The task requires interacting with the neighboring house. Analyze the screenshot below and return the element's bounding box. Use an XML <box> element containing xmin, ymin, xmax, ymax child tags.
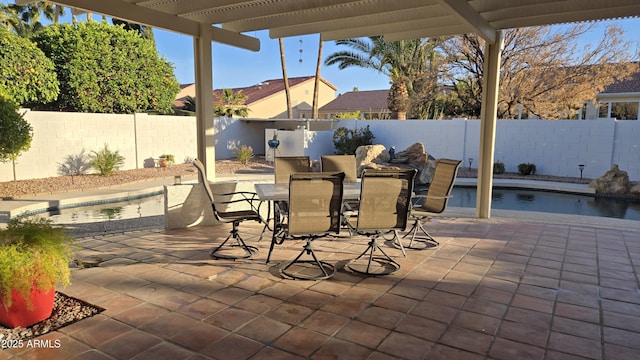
<box><xmin>594</xmin><ymin>72</ymin><xmax>640</xmax><ymax>120</ymax></box>
<box><xmin>174</xmin><ymin>76</ymin><xmax>337</xmax><ymax>119</ymax></box>
<box><xmin>317</xmin><ymin>90</ymin><xmax>390</xmax><ymax>119</ymax></box>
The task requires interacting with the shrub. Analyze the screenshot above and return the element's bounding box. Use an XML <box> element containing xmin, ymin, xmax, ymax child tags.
<box><xmin>32</xmin><ymin>22</ymin><xmax>179</xmax><ymax>114</ymax></box>
<box><xmin>0</xmin><ymin>93</ymin><xmax>33</xmax><ymax>165</ymax></box>
<box><xmin>333</xmin><ymin>125</ymin><xmax>375</xmax><ymax>155</ymax></box>
<box><xmin>0</xmin><ymin>28</ymin><xmax>59</xmax><ymax>106</ymax></box>
<box><xmin>518</xmin><ymin>162</ymin><xmax>537</xmax><ymax>176</ymax></box>
<box><xmin>58</xmin><ymin>150</ymin><xmax>92</xmax><ymax>178</ymax></box>
<box><xmin>90</xmin><ymin>144</ymin><xmax>125</xmax><ymax>175</ymax></box>
<box><xmin>234</xmin><ymin>145</ymin><xmax>254</xmax><ymax>165</ymax></box>
<box><xmin>159</xmin><ymin>154</ymin><xmax>175</xmax><ymax>163</ymax></box>
<box><xmin>0</xmin><ymin>218</ymin><xmax>74</xmax><ymax>308</ymax></box>
<box><xmin>493</xmin><ymin>161</ymin><xmax>505</xmax><ymax>174</ymax></box>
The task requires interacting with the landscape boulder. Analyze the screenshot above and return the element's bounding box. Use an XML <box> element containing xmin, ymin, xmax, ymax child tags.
<box><xmin>630</xmin><ymin>182</ymin><xmax>640</xmax><ymax>196</ymax></box>
<box><xmin>355</xmin><ymin>142</ymin><xmax>438</xmax><ymax>184</ymax></box>
<box><xmin>588</xmin><ymin>164</ymin><xmax>630</xmax><ymax>195</ymax></box>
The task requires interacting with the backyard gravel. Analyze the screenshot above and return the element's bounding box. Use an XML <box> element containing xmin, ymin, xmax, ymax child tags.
<box><xmin>0</xmin><ymin>158</ymin><xmax>274</xmax><ymax>199</ymax></box>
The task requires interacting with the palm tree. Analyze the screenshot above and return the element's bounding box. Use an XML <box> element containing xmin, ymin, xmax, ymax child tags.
<box><xmin>279</xmin><ymin>38</ymin><xmax>293</xmax><ymax>119</ymax></box>
<box><xmin>214</xmin><ymin>89</ymin><xmax>249</xmax><ymax>118</ymax></box>
<box><xmin>0</xmin><ymin>1</ymin><xmax>61</xmax><ymax>37</ymax></box>
<box><xmin>325</xmin><ymin>36</ymin><xmax>439</xmax><ymax>119</ymax></box>
<box><xmin>181</xmin><ymin>96</ymin><xmax>196</xmax><ymax>112</ymax></box>
<box><xmin>312</xmin><ymin>37</ymin><xmax>323</xmax><ymax>119</ymax></box>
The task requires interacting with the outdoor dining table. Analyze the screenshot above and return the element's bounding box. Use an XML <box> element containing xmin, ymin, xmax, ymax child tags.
<box><xmin>254</xmin><ymin>181</ymin><xmax>362</xmax><ymax>263</ymax></box>
<box><xmin>254</xmin><ymin>181</ymin><xmax>361</xmax><ymax>202</ymax></box>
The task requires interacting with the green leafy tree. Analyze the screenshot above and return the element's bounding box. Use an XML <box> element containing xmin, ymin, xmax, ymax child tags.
<box><xmin>0</xmin><ymin>27</ymin><xmax>59</xmax><ymax>106</ymax></box>
<box><xmin>214</xmin><ymin>89</ymin><xmax>250</xmax><ymax>117</ymax></box>
<box><xmin>111</xmin><ymin>19</ymin><xmax>155</xmax><ymax>44</ymax></box>
<box><xmin>0</xmin><ymin>93</ymin><xmax>33</xmax><ymax>180</ymax></box>
<box><xmin>32</xmin><ymin>21</ymin><xmax>179</xmax><ymax>114</ymax></box>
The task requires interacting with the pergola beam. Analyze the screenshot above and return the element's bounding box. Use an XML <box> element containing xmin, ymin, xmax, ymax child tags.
<box><xmin>52</xmin><ymin>0</ymin><xmax>201</xmax><ymax>36</ymax></box>
<box><xmin>440</xmin><ymin>0</ymin><xmax>497</xmax><ymax>44</ymax></box>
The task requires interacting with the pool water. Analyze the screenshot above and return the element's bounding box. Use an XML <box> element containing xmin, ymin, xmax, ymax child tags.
<box><xmin>43</xmin><ymin>195</ymin><xmax>164</xmax><ymax>225</ymax></box>
<box><xmin>445</xmin><ymin>187</ymin><xmax>640</xmax><ymax>221</ymax></box>
<box><xmin>37</xmin><ymin>187</ymin><xmax>640</xmax><ymax>226</ymax></box>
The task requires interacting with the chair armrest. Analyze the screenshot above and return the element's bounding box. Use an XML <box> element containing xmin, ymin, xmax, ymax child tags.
<box><xmin>411</xmin><ymin>194</ymin><xmax>453</xmax><ymax>200</ymax></box>
<box><xmin>214</xmin><ymin>191</ymin><xmax>266</xmax><ymax>212</ymax></box>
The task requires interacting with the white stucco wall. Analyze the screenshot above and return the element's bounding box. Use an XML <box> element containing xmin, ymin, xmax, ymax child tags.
<box><xmin>1</xmin><ymin>112</ymin><xmax>639</xmax><ymax>182</ymax></box>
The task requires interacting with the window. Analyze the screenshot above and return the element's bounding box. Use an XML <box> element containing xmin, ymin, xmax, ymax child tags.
<box><xmin>611</xmin><ymin>102</ymin><xmax>639</xmax><ymax>120</ymax></box>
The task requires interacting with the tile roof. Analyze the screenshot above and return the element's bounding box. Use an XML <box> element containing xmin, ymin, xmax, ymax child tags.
<box><xmin>601</xmin><ymin>71</ymin><xmax>640</xmax><ymax>94</ymax></box>
<box><xmin>213</xmin><ymin>76</ymin><xmax>337</xmax><ymax>105</ymax></box>
<box><xmin>173</xmin><ymin>76</ymin><xmax>337</xmax><ymax>108</ymax></box>
<box><xmin>319</xmin><ymin>90</ymin><xmax>389</xmax><ymax>111</ymax></box>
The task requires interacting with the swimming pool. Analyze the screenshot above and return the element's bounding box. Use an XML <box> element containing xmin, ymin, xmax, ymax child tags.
<box><xmin>445</xmin><ymin>187</ymin><xmax>640</xmax><ymax>221</ymax></box>
<box><xmin>31</xmin><ymin>185</ymin><xmax>640</xmax><ymax>233</ymax></box>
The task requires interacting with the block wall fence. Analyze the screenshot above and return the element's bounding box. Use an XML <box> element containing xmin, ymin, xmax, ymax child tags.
<box><xmin>1</xmin><ymin>111</ymin><xmax>638</xmax><ymax>182</ymax></box>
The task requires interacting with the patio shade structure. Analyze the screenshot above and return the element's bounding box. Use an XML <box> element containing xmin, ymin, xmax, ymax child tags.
<box><xmin>22</xmin><ymin>0</ymin><xmax>640</xmax><ymax>219</ymax></box>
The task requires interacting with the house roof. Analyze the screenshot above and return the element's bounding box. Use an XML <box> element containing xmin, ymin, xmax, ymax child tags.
<box><xmin>601</xmin><ymin>72</ymin><xmax>640</xmax><ymax>94</ymax></box>
<box><xmin>173</xmin><ymin>76</ymin><xmax>336</xmax><ymax>107</ymax></box>
<box><xmin>320</xmin><ymin>90</ymin><xmax>389</xmax><ymax>112</ymax></box>
<box><xmin>213</xmin><ymin>76</ymin><xmax>337</xmax><ymax>105</ymax></box>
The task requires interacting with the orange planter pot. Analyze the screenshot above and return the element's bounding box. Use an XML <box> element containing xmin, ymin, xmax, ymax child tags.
<box><xmin>0</xmin><ymin>288</ymin><xmax>55</xmax><ymax>328</ymax></box>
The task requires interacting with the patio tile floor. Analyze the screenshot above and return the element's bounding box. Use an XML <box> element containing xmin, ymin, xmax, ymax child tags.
<box><xmin>5</xmin><ymin>216</ymin><xmax>640</xmax><ymax>359</ymax></box>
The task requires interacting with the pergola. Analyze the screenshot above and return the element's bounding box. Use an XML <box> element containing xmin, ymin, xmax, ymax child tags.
<box><xmin>20</xmin><ymin>0</ymin><xmax>640</xmax><ymax>218</ymax></box>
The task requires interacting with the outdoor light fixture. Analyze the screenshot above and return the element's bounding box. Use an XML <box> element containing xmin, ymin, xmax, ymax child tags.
<box><xmin>578</xmin><ymin>164</ymin><xmax>585</xmax><ymax>179</ymax></box>
<box><xmin>174</xmin><ymin>175</ymin><xmax>182</xmax><ymax>185</ymax></box>
<box><xmin>468</xmin><ymin>158</ymin><xmax>473</xmax><ymax>171</ymax></box>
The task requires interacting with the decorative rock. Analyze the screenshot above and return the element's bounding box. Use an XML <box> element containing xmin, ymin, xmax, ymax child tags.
<box><xmin>630</xmin><ymin>182</ymin><xmax>640</xmax><ymax>195</ymax></box>
<box><xmin>355</xmin><ymin>144</ymin><xmax>388</xmax><ymax>176</ymax></box>
<box><xmin>355</xmin><ymin>142</ymin><xmax>438</xmax><ymax>184</ymax></box>
<box><xmin>588</xmin><ymin>164</ymin><xmax>630</xmax><ymax>195</ymax></box>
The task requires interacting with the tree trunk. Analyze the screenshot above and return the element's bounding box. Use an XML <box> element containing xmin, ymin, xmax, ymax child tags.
<box><xmin>279</xmin><ymin>38</ymin><xmax>293</xmax><ymax>119</ymax></box>
<box><xmin>312</xmin><ymin>38</ymin><xmax>323</xmax><ymax>119</ymax></box>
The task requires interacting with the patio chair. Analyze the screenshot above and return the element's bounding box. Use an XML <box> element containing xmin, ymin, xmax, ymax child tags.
<box><xmin>193</xmin><ymin>159</ymin><xmax>266</xmax><ymax>260</ymax></box>
<box><xmin>321</xmin><ymin>155</ymin><xmax>360</xmax><ymax>235</ymax></box>
<box><xmin>276</xmin><ymin>172</ymin><xmax>345</xmax><ymax>280</ymax></box>
<box><xmin>320</xmin><ymin>155</ymin><xmax>357</xmax><ymax>183</ymax></box>
<box><xmin>274</xmin><ymin>156</ymin><xmax>311</xmax><ymax>183</ymax></box>
<box><xmin>347</xmin><ymin>169</ymin><xmax>417</xmax><ymax>276</ymax></box>
<box><xmin>401</xmin><ymin>159</ymin><xmax>461</xmax><ymax>250</ymax></box>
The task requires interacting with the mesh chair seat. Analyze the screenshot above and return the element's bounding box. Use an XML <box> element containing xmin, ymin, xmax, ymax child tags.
<box><xmin>321</xmin><ymin>155</ymin><xmax>360</xmax><ymax>235</ymax></box>
<box><xmin>271</xmin><ymin>172</ymin><xmax>345</xmax><ymax>280</ymax></box>
<box><xmin>347</xmin><ymin>169</ymin><xmax>417</xmax><ymax>276</ymax></box>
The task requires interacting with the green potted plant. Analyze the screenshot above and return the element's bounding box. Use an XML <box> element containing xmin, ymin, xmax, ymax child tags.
<box><xmin>159</xmin><ymin>154</ymin><xmax>175</xmax><ymax>167</ymax></box>
<box><xmin>0</xmin><ymin>218</ymin><xmax>74</xmax><ymax>328</ymax></box>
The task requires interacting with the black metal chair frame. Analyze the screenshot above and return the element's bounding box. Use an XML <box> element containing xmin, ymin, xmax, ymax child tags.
<box><xmin>193</xmin><ymin>159</ymin><xmax>267</xmax><ymax>260</ymax></box>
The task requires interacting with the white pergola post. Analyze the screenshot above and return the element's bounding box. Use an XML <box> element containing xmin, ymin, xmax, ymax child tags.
<box><xmin>476</xmin><ymin>30</ymin><xmax>503</xmax><ymax>219</ymax></box>
<box><xmin>194</xmin><ymin>23</ymin><xmax>216</xmax><ymax>181</ymax></box>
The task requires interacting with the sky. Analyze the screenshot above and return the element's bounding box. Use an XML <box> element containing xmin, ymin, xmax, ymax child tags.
<box><xmin>156</xmin><ymin>17</ymin><xmax>640</xmax><ymax>94</ymax></box>
<box><xmin>2</xmin><ymin>2</ymin><xmax>639</xmax><ymax>95</ymax></box>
